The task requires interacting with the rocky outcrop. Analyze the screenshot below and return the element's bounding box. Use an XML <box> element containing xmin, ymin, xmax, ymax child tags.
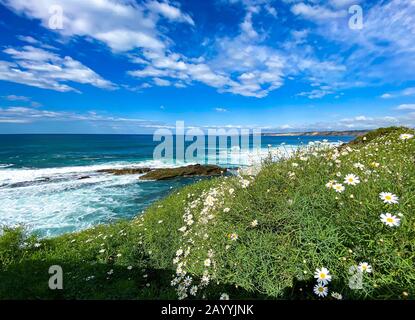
<box><xmin>97</xmin><ymin>168</ymin><xmax>152</xmax><ymax>175</ymax></box>
<box><xmin>140</xmin><ymin>164</ymin><xmax>226</xmax><ymax>180</ymax></box>
<box><xmin>97</xmin><ymin>164</ymin><xmax>226</xmax><ymax>180</ymax></box>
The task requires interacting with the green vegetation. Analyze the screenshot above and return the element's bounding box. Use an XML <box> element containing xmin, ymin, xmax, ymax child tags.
<box><xmin>1</xmin><ymin>127</ymin><xmax>414</xmax><ymax>300</ymax></box>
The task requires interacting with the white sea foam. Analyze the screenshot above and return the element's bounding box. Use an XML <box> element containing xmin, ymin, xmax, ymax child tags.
<box><xmin>0</xmin><ymin>159</ymin><xmax>193</xmax><ymax>186</ymax></box>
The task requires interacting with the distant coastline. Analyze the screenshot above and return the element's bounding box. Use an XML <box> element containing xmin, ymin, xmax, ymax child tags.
<box><xmin>263</xmin><ymin>130</ymin><xmax>369</xmax><ymax>137</ymax></box>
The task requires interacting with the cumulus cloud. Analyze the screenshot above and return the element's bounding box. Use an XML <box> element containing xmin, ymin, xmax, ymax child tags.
<box><xmin>1</xmin><ymin>0</ymin><xmax>192</xmax><ymax>52</ymax></box>
<box><xmin>396</xmin><ymin>104</ymin><xmax>415</xmax><ymax>111</ymax></box>
<box><xmin>0</xmin><ymin>46</ymin><xmax>115</xmax><ymax>92</ymax></box>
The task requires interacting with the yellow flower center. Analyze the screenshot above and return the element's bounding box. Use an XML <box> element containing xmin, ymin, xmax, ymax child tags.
<box><xmin>318</xmin><ymin>287</ymin><xmax>324</xmax><ymax>292</ymax></box>
<box><xmin>385</xmin><ymin>195</ymin><xmax>392</xmax><ymax>200</ymax></box>
<box><xmin>386</xmin><ymin>217</ymin><xmax>394</xmax><ymax>223</ymax></box>
<box><xmin>320</xmin><ymin>273</ymin><xmax>326</xmax><ymax>279</ymax></box>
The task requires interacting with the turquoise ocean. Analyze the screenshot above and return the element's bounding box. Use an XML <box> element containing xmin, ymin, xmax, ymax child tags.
<box><xmin>0</xmin><ymin>134</ymin><xmax>352</xmax><ymax>237</ymax></box>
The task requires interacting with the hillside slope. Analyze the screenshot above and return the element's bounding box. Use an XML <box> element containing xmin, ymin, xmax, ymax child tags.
<box><xmin>1</xmin><ymin>127</ymin><xmax>414</xmax><ymax>300</ymax></box>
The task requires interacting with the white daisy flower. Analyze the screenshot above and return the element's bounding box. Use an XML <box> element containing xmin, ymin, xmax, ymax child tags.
<box><xmin>313</xmin><ymin>284</ymin><xmax>328</xmax><ymax>297</ymax></box>
<box><xmin>250</xmin><ymin>220</ymin><xmax>258</xmax><ymax>227</ymax></box>
<box><xmin>332</xmin><ymin>183</ymin><xmax>345</xmax><ymax>193</ymax></box>
<box><xmin>399</xmin><ymin>133</ymin><xmax>414</xmax><ymax>140</ymax></box>
<box><xmin>220</xmin><ymin>293</ymin><xmax>230</xmax><ymax>300</ymax></box>
<box><xmin>223</xmin><ymin>208</ymin><xmax>230</xmax><ymax>213</ymax></box>
<box><xmin>344</xmin><ymin>174</ymin><xmax>360</xmax><ymax>186</ymax></box>
<box><xmin>204</xmin><ymin>258</ymin><xmax>211</xmax><ymax>267</ymax></box>
<box><xmin>380</xmin><ymin>213</ymin><xmax>401</xmax><ymax>227</ymax></box>
<box><xmin>331</xmin><ymin>292</ymin><xmax>343</xmax><ymax>300</ymax></box>
<box><xmin>190</xmin><ymin>286</ymin><xmax>198</xmax><ymax>296</ymax></box>
<box><xmin>314</xmin><ymin>267</ymin><xmax>332</xmax><ymax>285</ymax></box>
<box><xmin>325</xmin><ymin>180</ymin><xmax>336</xmax><ymax>189</ymax></box>
<box><xmin>379</xmin><ymin>192</ymin><xmax>399</xmax><ymax>204</ymax></box>
<box><xmin>358</xmin><ymin>262</ymin><xmax>372</xmax><ymax>273</ymax></box>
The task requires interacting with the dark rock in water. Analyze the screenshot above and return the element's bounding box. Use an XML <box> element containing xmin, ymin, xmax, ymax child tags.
<box><xmin>140</xmin><ymin>164</ymin><xmax>226</xmax><ymax>180</ymax></box>
<box><xmin>78</xmin><ymin>176</ymin><xmax>91</xmax><ymax>180</ymax></box>
<box><xmin>97</xmin><ymin>168</ymin><xmax>152</xmax><ymax>175</ymax></box>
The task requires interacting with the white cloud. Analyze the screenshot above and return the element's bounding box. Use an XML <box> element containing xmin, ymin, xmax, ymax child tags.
<box><xmin>0</xmin><ymin>105</ymin><xmax>169</xmax><ymax>129</ymax></box>
<box><xmin>381</xmin><ymin>87</ymin><xmax>415</xmax><ymax>99</ymax></box>
<box><xmin>215</xmin><ymin>107</ymin><xmax>228</xmax><ymax>112</ymax></box>
<box><xmin>396</xmin><ymin>104</ymin><xmax>415</xmax><ymax>111</ymax></box>
<box><xmin>0</xmin><ymin>46</ymin><xmax>115</xmax><ymax>92</ymax></box>
<box><xmin>1</xmin><ymin>0</ymin><xmax>193</xmax><ymax>53</ymax></box>
<box><xmin>146</xmin><ymin>0</ymin><xmax>194</xmax><ymax>25</ymax></box>
<box><xmin>2</xmin><ymin>95</ymin><xmax>30</xmax><ymax>102</ymax></box>
<box><xmin>298</xmin><ymin>0</ymin><xmax>415</xmax><ymax>85</ymax></box>
<box><xmin>291</xmin><ymin>3</ymin><xmax>347</xmax><ymax>20</ymax></box>
<box><xmin>297</xmin><ymin>88</ymin><xmax>334</xmax><ymax>99</ymax></box>
<box><xmin>153</xmin><ymin>77</ymin><xmax>171</xmax><ymax>86</ymax></box>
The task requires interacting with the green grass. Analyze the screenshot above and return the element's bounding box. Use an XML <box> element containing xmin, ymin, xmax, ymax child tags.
<box><xmin>1</xmin><ymin>127</ymin><xmax>415</xmax><ymax>300</ymax></box>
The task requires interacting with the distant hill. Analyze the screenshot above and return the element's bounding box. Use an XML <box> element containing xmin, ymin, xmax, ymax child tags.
<box><xmin>263</xmin><ymin>130</ymin><xmax>369</xmax><ymax>137</ymax></box>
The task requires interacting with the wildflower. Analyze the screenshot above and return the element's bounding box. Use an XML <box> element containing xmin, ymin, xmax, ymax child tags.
<box><xmin>205</xmin><ymin>195</ymin><xmax>215</xmax><ymax>207</ymax></box>
<box><xmin>127</xmin><ymin>266</ymin><xmax>133</xmax><ymax>270</ymax></box>
<box><xmin>176</xmin><ymin>249</ymin><xmax>183</xmax><ymax>256</ymax></box>
<box><xmin>107</xmin><ymin>269</ymin><xmax>114</xmax><ymax>275</ymax></box>
<box><xmin>183</xmin><ymin>276</ymin><xmax>192</xmax><ymax>287</ymax></box>
<box><xmin>331</xmin><ymin>292</ymin><xmax>343</xmax><ymax>300</ymax></box>
<box><xmin>99</xmin><ymin>249</ymin><xmax>105</xmax><ymax>253</ymax></box>
<box><xmin>313</xmin><ymin>284</ymin><xmax>328</xmax><ymax>297</ymax></box>
<box><xmin>190</xmin><ymin>286</ymin><xmax>198</xmax><ymax>296</ymax></box>
<box><xmin>358</xmin><ymin>262</ymin><xmax>372</xmax><ymax>273</ymax></box>
<box><xmin>314</xmin><ymin>267</ymin><xmax>332</xmax><ymax>285</ymax></box>
<box><xmin>353</xmin><ymin>163</ymin><xmax>365</xmax><ymax>170</ymax></box>
<box><xmin>204</xmin><ymin>259</ymin><xmax>211</xmax><ymax>267</ymax></box>
<box><xmin>241</xmin><ymin>179</ymin><xmax>250</xmax><ymax>188</ymax></box>
<box><xmin>332</xmin><ymin>183</ymin><xmax>345</xmax><ymax>193</ymax></box>
<box><xmin>220</xmin><ymin>293</ymin><xmax>230</xmax><ymax>300</ymax></box>
<box><xmin>223</xmin><ymin>208</ymin><xmax>230</xmax><ymax>213</ymax></box>
<box><xmin>201</xmin><ymin>274</ymin><xmax>210</xmax><ymax>285</ymax></box>
<box><xmin>380</xmin><ymin>213</ymin><xmax>401</xmax><ymax>227</ymax></box>
<box><xmin>178</xmin><ymin>226</ymin><xmax>187</xmax><ymax>232</ymax></box>
<box><xmin>250</xmin><ymin>220</ymin><xmax>258</xmax><ymax>227</ymax></box>
<box><xmin>344</xmin><ymin>174</ymin><xmax>360</xmax><ymax>186</ymax></box>
<box><xmin>229</xmin><ymin>233</ymin><xmax>239</xmax><ymax>241</ymax></box>
<box><xmin>399</xmin><ymin>133</ymin><xmax>414</xmax><ymax>140</ymax></box>
<box><xmin>379</xmin><ymin>192</ymin><xmax>399</xmax><ymax>204</ymax></box>
<box><xmin>371</xmin><ymin>162</ymin><xmax>380</xmax><ymax>168</ymax></box>
<box><xmin>325</xmin><ymin>180</ymin><xmax>336</xmax><ymax>189</ymax></box>
<box><xmin>229</xmin><ymin>188</ymin><xmax>235</xmax><ymax>195</ymax></box>
<box><xmin>292</xmin><ymin>162</ymin><xmax>299</xmax><ymax>167</ymax></box>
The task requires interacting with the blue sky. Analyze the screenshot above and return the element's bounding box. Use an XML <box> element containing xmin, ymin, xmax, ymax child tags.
<box><xmin>0</xmin><ymin>0</ymin><xmax>415</xmax><ymax>133</ymax></box>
